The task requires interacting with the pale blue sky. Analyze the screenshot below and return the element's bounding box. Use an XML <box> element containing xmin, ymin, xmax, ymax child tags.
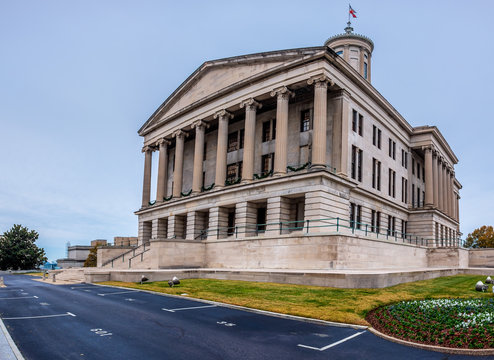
<box><xmin>1</xmin><ymin>1</ymin><xmax>493</xmax><ymax>261</ymax></box>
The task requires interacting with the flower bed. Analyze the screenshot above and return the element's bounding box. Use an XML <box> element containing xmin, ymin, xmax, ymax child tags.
<box><xmin>367</xmin><ymin>298</ymin><xmax>494</xmax><ymax>349</ymax></box>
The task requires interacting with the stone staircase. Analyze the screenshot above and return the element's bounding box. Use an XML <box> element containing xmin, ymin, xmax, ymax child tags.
<box><xmin>101</xmin><ymin>242</ymin><xmax>153</xmax><ymax>269</ymax></box>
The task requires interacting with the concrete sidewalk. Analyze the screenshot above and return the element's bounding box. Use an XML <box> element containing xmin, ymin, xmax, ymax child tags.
<box><xmin>0</xmin><ymin>318</ymin><xmax>24</xmax><ymax>360</ymax></box>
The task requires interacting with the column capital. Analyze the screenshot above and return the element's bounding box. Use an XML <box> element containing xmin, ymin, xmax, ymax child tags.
<box><xmin>172</xmin><ymin>129</ymin><xmax>188</xmax><ymax>139</ymax></box>
<box><xmin>307</xmin><ymin>74</ymin><xmax>334</xmax><ymax>88</ymax></box>
<box><xmin>422</xmin><ymin>145</ymin><xmax>433</xmax><ymax>153</ymax></box>
<box><xmin>240</xmin><ymin>98</ymin><xmax>262</xmax><ymax>111</ymax></box>
<box><xmin>156</xmin><ymin>138</ymin><xmax>171</xmax><ymax>147</ymax></box>
<box><xmin>142</xmin><ymin>145</ymin><xmax>154</xmax><ymax>153</ymax></box>
<box><xmin>213</xmin><ymin>109</ymin><xmax>233</xmax><ymax>120</ymax></box>
<box><xmin>270</xmin><ymin>86</ymin><xmax>294</xmax><ymax>100</ymax></box>
<box><xmin>191</xmin><ymin>119</ymin><xmax>209</xmax><ymax>130</ymax></box>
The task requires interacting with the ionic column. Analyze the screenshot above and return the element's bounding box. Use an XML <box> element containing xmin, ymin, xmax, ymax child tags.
<box><xmin>308</xmin><ymin>75</ymin><xmax>333</xmax><ymax>169</ymax></box>
<box><xmin>331</xmin><ymin>90</ymin><xmax>350</xmax><ymax>176</ymax></box>
<box><xmin>240</xmin><ymin>98</ymin><xmax>261</xmax><ymax>182</ymax></box>
<box><xmin>141</xmin><ymin>146</ymin><xmax>153</xmax><ymax>207</ymax></box>
<box><xmin>442</xmin><ymin>164</ymin><xmax>448</xmax><ymax>215</ymax></box>
<box><xmin>172</xmin><ymin>130</ymin><xmax>187</xmax><ymax>198</ymax></box>
<box><xmin>433</xmin><ymin>152</ymin><xmax>439</xmax><ymax>208</ymax></box>
<box><xmin>270</xmin><ymin>86</ymin><xmax>293</xmax><ymax>176</ymax></box>
<box><xmin>449</xmin><ymin>171</ymin><xmax>455</xmax><ymax>218</ymax></box>
<box><xmin>192</xmin><ymin>120</ymin><xmax>208</xmax><ymax>193</ymax></box>
<box><xmin>214</xmin><ymin>110</ymin><xmax>233</xmax><ymax>188</ymax></box>
<box><xmin>424</xmin><ymin>147</ymin><xmax>433</xmax><ymax>207</ymax></box>
<box><xmin>156</xmin><ymin>139</ymin><xmax>170</xmax><ymax>202</ymax></box>
<box><xmin>438</xmin><ymin>160</ymin><xmax>444</xmax><ymax>211</ymax></box>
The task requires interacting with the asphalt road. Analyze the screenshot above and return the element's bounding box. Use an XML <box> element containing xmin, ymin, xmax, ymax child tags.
<box><xmin>0</xmin><ymin>275</ymin><xmax>491</xmax><ymax>360</ymax></box>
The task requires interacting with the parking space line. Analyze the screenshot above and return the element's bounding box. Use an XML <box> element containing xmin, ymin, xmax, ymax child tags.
<box><xmin>71</xmin><ymin>287</ymin><xmax>96</xmax><ymax>290</ymax></box>
<box><xmin>297</xmin><ymin>331</ymin><xmax>366</xmax><ymax>351</ymax></box>
<box><xmin>0</xmin><ymin>296</ymin><xmax>38</xmax><ymax>300</ymax></box>
<box><xmin>97</xmin><ymin>291</ymin><xmax>137</xmax><ymax>297</ymax></box>
<box><xmin>2</xmin><ymin>312</ymin><xmax>76</xmax><ymax>320</ymax></box>
<box><xmin>162</xmin><ymin>305</ymin><xmax>217</xmax><ymax>313</ymax></box>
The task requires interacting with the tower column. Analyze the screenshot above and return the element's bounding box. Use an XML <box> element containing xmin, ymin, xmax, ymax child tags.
<box><xmin>214</xmin><ymin>110</ymin><xmax>234</xmax><ymax>188</ymax></box>
<box><xmin>192</xmin><ymin>120</ymin><xmax>208</xmax><ymax>193</ymax></box>
<box><xmin>172</xmin><ymin>130</ymin><xmax>187</xmax><ymax>198</ymax></box>
<box><xmin>424</xmin><ymin>147</ymin><xmax>434</xmax><ymax>206</ymax></box>
<box><xmin>271</xmin><ymin>86</ymin><xmax>293</xmax><ymax>176</ymax></box>
<box><xmin>308</xmin><ymin>75</ymin><xmax>332</xmax><ymax>169</ymax></box>
<box><xmin>156</xmin><ymin>139</ymin><xmax>170</xmax><ymax>202</ymax></box>
<box><xmin>141</xmin><ymin>146</ymin><xmax>153</xmax><ymax>207</ymax></box>
<box><xmin>240</xmin><ymin>98</ymin><xmax>261</xmax><ymax>182</ymax></box>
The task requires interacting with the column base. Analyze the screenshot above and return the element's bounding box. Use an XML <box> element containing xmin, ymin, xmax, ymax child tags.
<box><xmin>273</xmin><ymin>172</ymin><xmax>286</xmax><ymax>177</ymax></box>
<box><xmin>241</xmin><ymin>179</ymin><xmax>253</xmax><ymax>184</ymax></box>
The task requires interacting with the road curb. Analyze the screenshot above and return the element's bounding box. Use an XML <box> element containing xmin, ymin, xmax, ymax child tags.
<box><xmin>368</xmin><ymin>327</ymin><xmax>494</xmax><ymax>356</ymax></box>
<box><xmin>91</xmin><ymin>283</ymin><xmax>367</xmax><ymax>330</ymax></box>
<box><xmin>0</xmin><ymin>318</ymin><xmax>25</xmax><ymax>360</ymax></box>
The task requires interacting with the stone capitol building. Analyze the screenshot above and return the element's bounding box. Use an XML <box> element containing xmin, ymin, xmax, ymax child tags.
<box><xmin>101</xmin><ymin>24</ymin><xmax>462</xmax><ymax>274</ymax></box>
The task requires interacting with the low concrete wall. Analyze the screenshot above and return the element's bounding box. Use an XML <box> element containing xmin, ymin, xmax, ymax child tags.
<box><xmin>200</xmin><ymin>234</ymin><xmax>428</xmax><ymax>270</ymax></box>
<box><xmin>83</xmin><ymin>267</ymin><xmax>494</xmax><ymax>289</ymax></box>
<box><xmin>97</xmin><ymin>246</ymin><xmax>134</xmax><ymax>267</ymax></box>
<box><xmin>469</xmin><ymin>249</ymin><xmax>494</xmax><ymax>268</ymax></box>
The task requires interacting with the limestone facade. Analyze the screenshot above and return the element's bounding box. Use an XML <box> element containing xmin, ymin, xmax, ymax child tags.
<box><xmin>131</xmin><ymin>27</ymin><xmax>461</xmax><ymax>270</ymax></box>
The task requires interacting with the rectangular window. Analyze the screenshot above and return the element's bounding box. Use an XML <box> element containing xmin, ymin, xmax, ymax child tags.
<box><xmin>388</xmin><ymin>169</ymin><xmax>396</xmax><ymax>198</ymax></box>
<box><xmin>358</xmin><ymin>114</ymin><xmax>363</xmax><ymax>136</ymax></box>
<box><xmin>417</xmin><ymin>162</ymin><xmax>420</xmax><ymax>179</ymax></box>
<box><xmin>300</xmin><ymin>109</ymin><xmax>311</xmax><ymax>132</ymax></box>
<box><xmin>373</xmin><ymin>125</ymin><xmax>377</xmax><ymax>146</ymax></box>
<box><xmin>387</xmin><ymin>215</ymin><xmax>395</xmax><ymax>236</ymax></box>
<box><xmin>388</xmin><ymin>139</ymin><xmax>396</xmax><ymax>159</ymax></box>
<box><xmin>261</xmin><ymin>153</ymin><xmax>274</xmax><ymax>174</ymax></box>
<box><xmin>227</xmin><ymin>164</ymin><xmax>238</xmax><ymax>182</ymax></box>
<box><xmin>372</xmin><ymin>159</ymin><xmax>381</xmax><ymax>190</ymax></box>
<box><xmin>412</xmin><ymin>158</ymin><xmax>415</xmax><ymax>175</ymax></box>
<box><xmin>356</xmin><ymin>205</ymin><xmax>362</xmax><ymax>229</ymax></box>
<box><xmin>376</xmin><ymin>211</ymin><xmax>381</xmax><ymax>233</ymax></box>
<box><xmin>350</xmin><ymin>203</ymin><xmax>356</xmax><ymax>228</ymax></box>
<box><xmin>402</xmin><ymin>220</ymin><xmax>408</xmax><ymax>238</ymax></box>
<box><xmin>401</xmin><ymin>177</ymin><xmax>408</xmax><ymax>203</ymax></box>
<box><xmin>256</xmin><ymin>207</ymin><xmax>267</xmax><ymax>232</ymax></box>
<box><xmin>417</xmin><ymin>186</ymin><xmax>421</xmax><ymax>207</ymax></box>
<box><xmin>228</xmin><ymin>132</ymin><xmax>238</xmax><ymax>152</ymax></box>
<box><xmin>412</xmin><ymin>184</ymin><xmax>415</xmax><ymax>207</ymax></box>
<box><xmin>377</xmin><ymin>129</ymin><xmax>381</xmax><ymax>149</ymax></box>
<box><xmin>227</xmin><ymin>209</ymin><xmax>235</xmax><ymax>236</ymax></box>
<box><xmin>371</xmin><ymin>210</ymin><xmax>376</xmax><ymax>232</ymax></box>
<box><xmin>203</xmin><ymin>142</ymin><xmax>207</xmax><ymax>161</ymax></box>
<box><xmin>351</xmin><ymin>146</ymin><xmax>362</xmax><ymax>181</ymax></box>
<box><xmin>262</xmin><ymin>121</ymin><xmax>271</xmax><ymax>142</ymax></box>
<box><xmin>422</xmin><ymin>166</ymin><xmax>425</xmax><ymax>182</ymax></box>
<box><xmin>404</xmin><ymin>152</ymin><xmax>408</xmax><ymax>169</ymax></box>
<box><xmin>239</xmin><ymin>129</ymin><xmax>245</xmax><ymax>149</ymax></box>
<box><xmin>352</xmin><ymin>110</ymin><xmax>358</xmax><ymax>133</ymax></box>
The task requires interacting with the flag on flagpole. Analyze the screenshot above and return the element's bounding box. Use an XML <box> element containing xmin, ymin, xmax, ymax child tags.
<box><xmin>349</xmin><ymin>5</ymin><xmax>357</xmax><ymax>18</ymax></box>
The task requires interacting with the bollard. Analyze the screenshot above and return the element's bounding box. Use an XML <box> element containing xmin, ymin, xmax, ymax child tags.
<box><xmin>52</xmin><ymin>273</ymin><xmax>56</xmax><ymax>283</ymax></box>
<box><xmin>0</xmin><ymin>276</ymin><xmax>4</xmax><ymax>286</ymax></box>
<box><xmin>43</xmin><ymin>271</ymin><xmax>47</xmax><ymax>281</ymax></box>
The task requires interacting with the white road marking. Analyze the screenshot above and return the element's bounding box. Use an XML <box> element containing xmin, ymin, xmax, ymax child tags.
<box><xmin>83</xmin><ymin>290</ymin><xmax>92</xmax><ymax>292</ymax></box>
<box><xmin>162</xmin><ymin>305</ymin><xmax>217</xmax><ymax>313</ymax></box>
<box><xmin>124</xmin><ymin>298</ymin><xmax>135</xmax><ymax>302</ymax></box>
<box><xmin>2</xmin><ymin>312</ymin><xmax>77</xmax><ymax>320</ymax></box>
<box><xmin>21</xmin><ymin>292</ymin><xmax>29</xmax><ymax>295</ymax></box>
<box><xmin>0</xmin><ymin>296</ymin><xmax>38</xmax><ymax>300</ymax></box>
<box><xmin>297</xmin><ymin>331</ymin><xmax>366</xmax><ymax>351</ymax></box>
<box><xmin>40</xmin><ymin>302</ymin><xmax>50</xmax><ymax>306</ymax></box>
<box><xmin>97</xmin><ymin>290</ymin><xmax>137</xmax><ymax>297</ymax></box>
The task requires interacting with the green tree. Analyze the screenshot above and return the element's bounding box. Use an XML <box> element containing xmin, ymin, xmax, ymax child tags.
<box><xmin>83</xmin><ymin>245</ymin><xmax>98</xmax><ymax>267</ymax></box>
<box><xmin>464</xmin><ymin>226</ymin><xmax>494</xmax><ymax>248</ymax></box>
<box><xmin>0</xmin><ymin>224</ymin><xmax>47</xmax><ymax>270</ymax></box>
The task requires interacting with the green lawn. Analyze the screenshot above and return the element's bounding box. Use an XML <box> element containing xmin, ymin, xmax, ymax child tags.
<box><xmin>100</xmin><ymin>275</ymin><xmax>493</xmax><ymax>326</ymax></box>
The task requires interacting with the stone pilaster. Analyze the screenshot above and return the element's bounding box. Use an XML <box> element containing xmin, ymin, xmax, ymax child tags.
<box><xmin>192</xmin><ymin>120</ymin><xmax>208</xmax><ymax>193</ymax></box>
<box><xmin>235</xmin><ymin>202</ymin><xmax>257</xmax><ymax>237</ymax></box>
<box><xmin>151</xmin><ymin>218</ymin><xmax>167</xmax><ymax>240</ymax></box>
<box><xmin>308</xmin><ymin>75</ymin><xmax>333</xmax><ymax>169</ymax></box>
<box><xmin>156</xmin><ymin>139</ymin><xmax>170</xmax><ymax>202</ymax></box>
<box><xmin>424</xmin><ymin>147</ymin><xmax>433</xmax><ymax>206</ymax></box>
<box><xmin>266</xmin><ymin>196</ymin><xmax>291</xmax><ymax>235</ymax></box>
<box><xmin>270</xmin><ymin>86</ymin><xmax>293</xmax><ymax>176</ymax></box>
<box><xmin>207</xmin><ymin>206</ymin><xmax>229</xmax><ymax>240</ymax></box>
<box><xmin>214</xmin><ymin>110</ymin><xmax>233</xmax><ymax>188</ymax></box>
<box><xmin>168</xmin><ymin>215</ymin><xmax>185</xmax><ymax>239</ymax></box>
<box><xmin>442</xmin><ymin>163</ymin><xmax>448</xmax><ymax>214</ymax></box>
<box><xmin>331</xmin><ymin>90</ymin><xmax>350</xmax><ymax>177</ymax></box>
<box><xmin>172</xmin><ymin>130</ymin><xmax>187</xmax><ymax>198</ymax></box>
<box><xmin>240</xmin><ymin>98</ymin><xmax>261</xmax><ymax>182</ymax></box>
<box><xmin>186</xmin><ymin>212</ymin><xmax>198</xmax><ymax>240</ymax></box>
<box><xmin>141</xmin><ymin>146</ymin><xmax>153</xmax><ymax>207</ymax></box>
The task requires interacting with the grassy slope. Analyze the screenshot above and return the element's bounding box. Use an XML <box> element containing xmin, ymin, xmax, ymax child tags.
<box><xmin>100</xmin><ymin>275</ymin><xmax>493</xmax><ymax>326</ymax></box>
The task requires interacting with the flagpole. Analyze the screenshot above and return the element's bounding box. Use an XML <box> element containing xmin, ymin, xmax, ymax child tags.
<box><xmin>348</xmin><ymin>4</ymin><xmax>351</xmax><ymax>25</ymax></box>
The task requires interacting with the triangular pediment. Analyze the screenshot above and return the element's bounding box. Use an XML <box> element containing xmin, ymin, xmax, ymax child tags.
<box><xmin>139</xmin><ymin>47</ymin><xmax>327</xmax><ymax>134</ymax></box>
